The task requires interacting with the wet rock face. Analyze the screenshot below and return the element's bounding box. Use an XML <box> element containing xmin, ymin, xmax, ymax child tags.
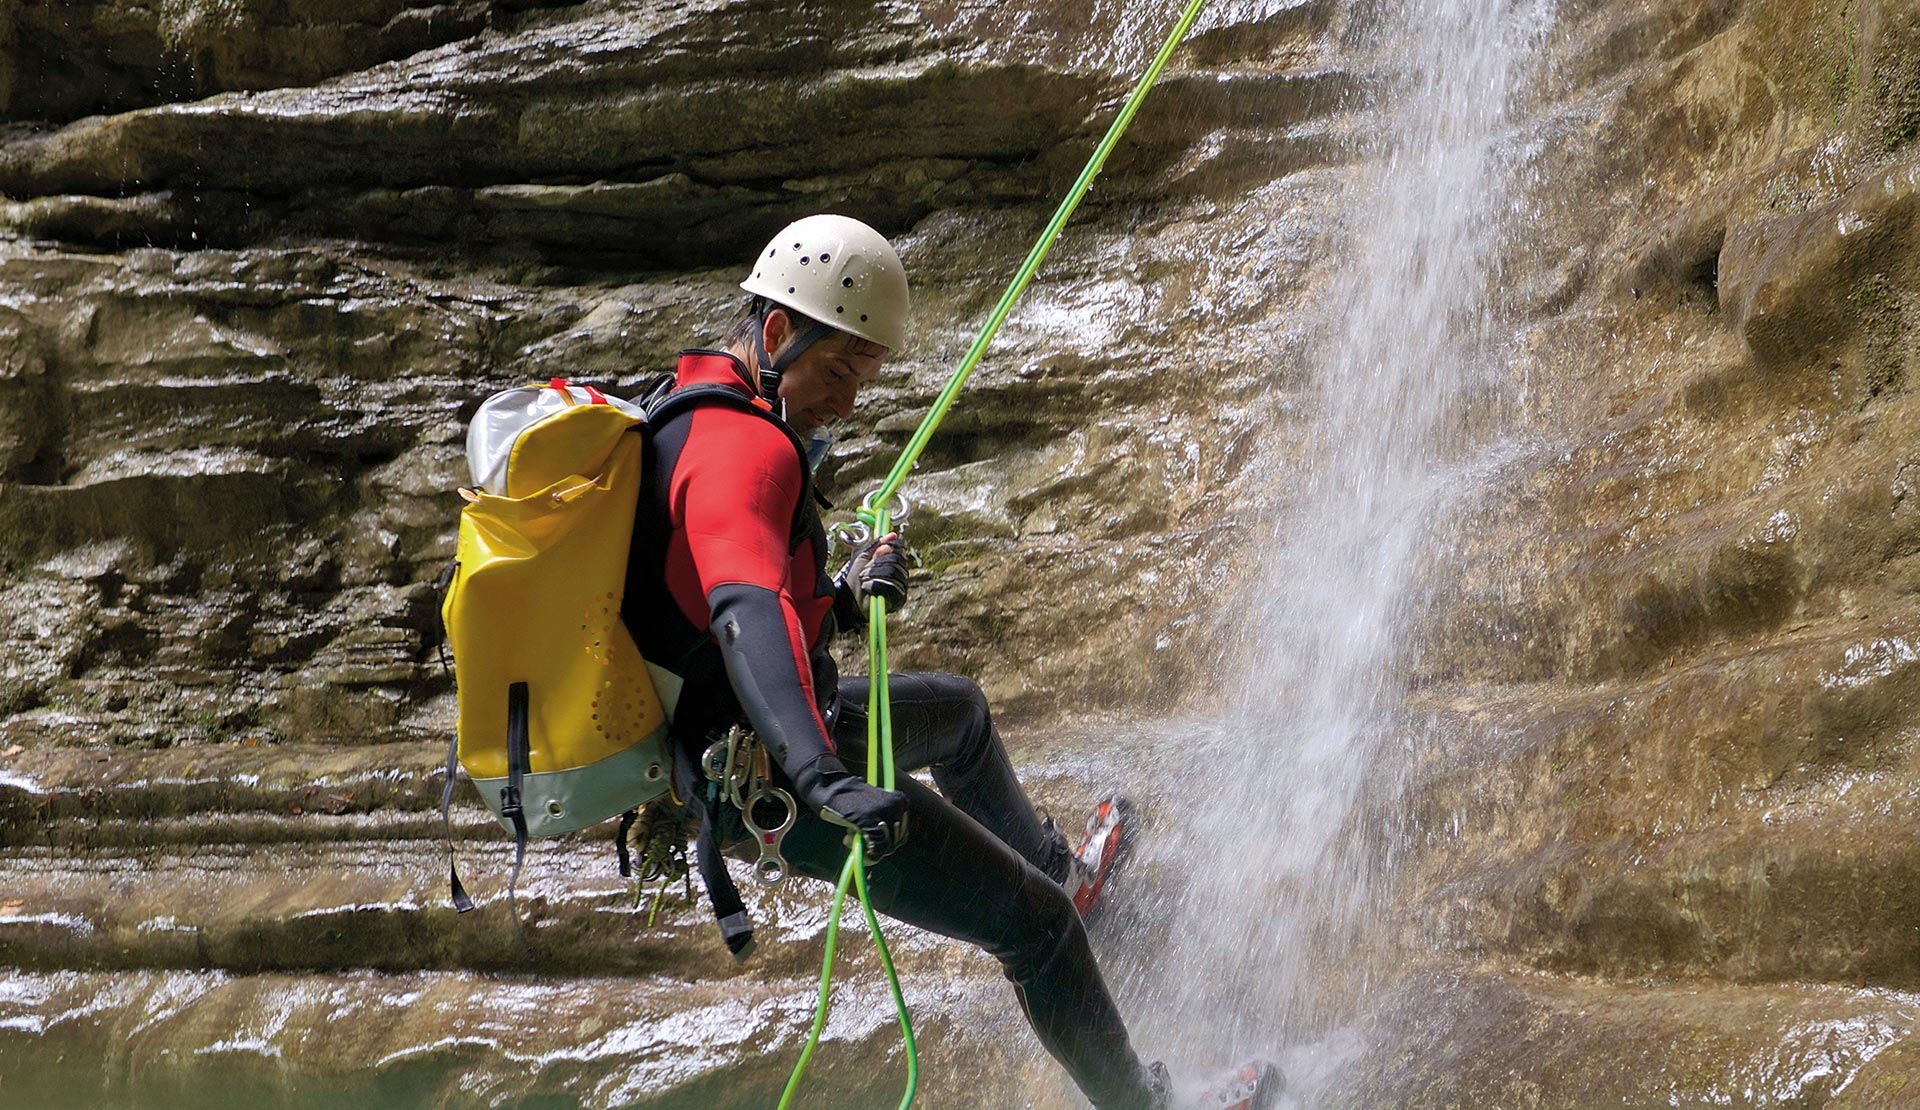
<box><xmin>3</xmin><ymin>0</ymin><xmax>1920</xmax><ymax>1104</ymax></box>
<box><xmin>0</xmin><ymin>2</ymin><xmax>1308</xmax><ymax>1097</ymax></box>
<box><xmin>1381</xmin><ymin>0</ymin><xmax>1920</xmax><ymax>1089</ymax></box>
<box><xmin>2</xmin><ymin>1</ymin><xmax>512</xmax><ymax>122</ymax></box>
<box><xmin>0</xmin><ymin>0</ymin><xmax>1214</xmax><ymax>750</ymax></box>
<box><xmin>0</xmin><ymin>0</ymin><xmax>1098</xmax><ymax>269</ymax></box>
<box><xmin>0</xmin><ymin>0</ymin><xmax>1331</xmax><ymax>751</ymax></box>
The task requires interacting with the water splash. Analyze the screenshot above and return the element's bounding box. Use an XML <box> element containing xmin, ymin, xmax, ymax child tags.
<box><xmin>1122</xmin><ymin>0</ymin><xmax>1553</xmax><ymax>1093</ymax></box>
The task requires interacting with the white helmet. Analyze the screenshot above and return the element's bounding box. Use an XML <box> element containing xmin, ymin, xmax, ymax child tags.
<box><xmin>741</xmin><ymin>214</ymin><xmax>910</xmax><ymax>351</ymax></box>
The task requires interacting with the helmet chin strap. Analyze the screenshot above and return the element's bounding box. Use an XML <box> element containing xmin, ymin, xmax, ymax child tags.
<box><xmin>753</xmin><ymin>305</ymin><xmax>835</xmax><ymax>403</ymax></box>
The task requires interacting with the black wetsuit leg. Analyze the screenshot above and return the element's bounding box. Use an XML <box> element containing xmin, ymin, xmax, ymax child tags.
<box><xmin>777</xmin><ymin>772</ymin><xmax>1159</xmax><ymax>1110</ymax></box>
<box><xmin>832</xmin><ymin>673</ymin><xmax>1072</xmax><ymax>881</ymax></box>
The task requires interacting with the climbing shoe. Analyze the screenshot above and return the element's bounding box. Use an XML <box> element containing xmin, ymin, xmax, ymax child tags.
<box><xmin>1062</xmin><ymin>795</ymin><xmax>1133</xmax><ymax>918</ymax></box>
<box><xmin>1145</xmin><ymin>1059</ymin><xmax>1284</xmax><ymax>1109</ymax></box>
<box><xmin>1145</xmin><ymin>1060</ymin><xmax>1174</xmax><ymax>1109</ymax></box>
<box><xmin>1198</xmin><ymin>1059</ymin><xmax>1284</xmax><ymax>1109</ymax></box>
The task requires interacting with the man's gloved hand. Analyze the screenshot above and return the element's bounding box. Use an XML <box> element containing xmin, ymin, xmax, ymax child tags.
<box><xmin>811</xmin><ymin>773</ymin><xmax>911</xmax><ymax>861</ymax></box>
<box><xmin>839</xmin><ymin>532</ymin><xmax>911</xmax><ymax>614</ymax></box>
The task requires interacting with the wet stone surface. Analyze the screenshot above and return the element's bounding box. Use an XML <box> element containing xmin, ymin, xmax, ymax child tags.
<box><xmin>2</xmin><ymin>0</ymin><xmax>1920</xmax><ymax>1105</ymax></box>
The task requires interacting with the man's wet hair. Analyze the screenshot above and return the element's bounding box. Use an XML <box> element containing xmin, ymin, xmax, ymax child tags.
<box><xmin>728</xmin><ymin>297</ymin><xmax>828</xmax><ymax>350</ymax></box>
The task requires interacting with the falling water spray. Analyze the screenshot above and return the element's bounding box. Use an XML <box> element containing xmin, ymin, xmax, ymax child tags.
<box><xmin>1123</xmin><ymin>0</ymin><xmax>1553</xmax><ymax>1093</ymax></box>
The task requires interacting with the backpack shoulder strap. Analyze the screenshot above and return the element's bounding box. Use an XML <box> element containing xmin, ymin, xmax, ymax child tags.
<box><xmin>646</xmin><ymin>385</ymin><xmax>821</xmax><ymax>527</ymax></box>
<box><xmin>645</xmin><ymin>382</ymin><xmax>775</xmax><ymax>426</ymax></box>
<box><xmin>625</xmin><ymin>371</ymin><xmax>677</xmax><ymax>410</ymax></box>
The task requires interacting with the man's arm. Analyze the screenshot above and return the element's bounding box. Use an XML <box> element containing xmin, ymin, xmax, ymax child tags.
<box><xmin>675</xmin><ymin>407</ymin><xmax>908</xmax><ymax>856</ymax></box>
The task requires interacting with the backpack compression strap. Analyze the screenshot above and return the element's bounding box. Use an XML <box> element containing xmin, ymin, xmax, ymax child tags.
<box><xmin>440</xmin><ymin>733</ymin><xmax>477</xmax><ymax>913</ymax></box>
<box><xmin>436</xmin><ymin>684</ymin><xmax>529</xmax><ymax>930</ymax></box>
<box><xmin>501</xmin><ymin>681</ymin><xmax>532</xmax><ymax>944</ymax></box>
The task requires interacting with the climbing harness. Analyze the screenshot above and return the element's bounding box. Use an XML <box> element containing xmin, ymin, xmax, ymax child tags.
<box><xmin>778</xmin><ymin>0</ymin><xmax>1212</xmax><ymax>1105</ymax></box>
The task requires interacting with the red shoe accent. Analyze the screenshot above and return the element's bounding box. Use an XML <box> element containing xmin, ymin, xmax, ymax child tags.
<box><xmin>1068</xmin><ymin>796</ymin><xmax>1130</xmax><ymax>918</ymax></box>
<box><xmin>1213</xmin><ymin>1060</ymin><xmax>1283</xmax><ymax>1110</ymax></box>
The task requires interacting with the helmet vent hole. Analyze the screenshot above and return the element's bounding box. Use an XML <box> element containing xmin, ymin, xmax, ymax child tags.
<box><xmin>835</xmin><ymin>306</ymin><xmax>844</xmax><ymax>313</ymax></box>
<box><xmin>819</xmin><ymin>252</ymin><xmax>830</xmax><ymax>262</ymax></box>
<box><xmin>799</xmin><ymin>256</ymin><xmax>810</xmax><ymax>265</ymax></box>
<box><xmin>860</xmin><ymin>314</ymin><xmax>868</xmax><ymax>322</ymax></box>
<box><xmin>768</xmin><ymin>248</ymin><xmax>776</xmax><ymax>258</ymax></box>
<box><xmin>792</xmin><ymin>242</ymin><xmax>801</xmax><ymax>250</ymax></box>
<box><xmin>787</xmin><ymin>287</ymin><xmax>795</xmax><ymax>294</ymax></box>
<box><xmin>842</xmin><ymin>277</ymin><xmax>853</xmax><ymax>287</ymax></box>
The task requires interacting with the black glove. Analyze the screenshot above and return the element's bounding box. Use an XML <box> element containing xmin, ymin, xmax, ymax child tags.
<box><xmin>810</xmin><ymin>772</ymin><xmax>910</xmax><ymax>861</ymax></box>
<box><xmin>837</xmin><ymin>533</ymin><xmax>911</xmax><ymax>615</ymax></box>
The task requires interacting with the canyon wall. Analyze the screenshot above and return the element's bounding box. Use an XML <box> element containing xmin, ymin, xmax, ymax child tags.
<box><xmin>2</xmin><ymin>0</ymin><xmax>1917</xmax><ymax>1105</ymax></box>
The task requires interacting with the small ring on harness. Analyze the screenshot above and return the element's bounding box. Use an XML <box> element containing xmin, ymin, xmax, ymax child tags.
<box><xmin>702</xmin><ymin>730</ymin><xmax>754</xmax><ymax>807</ymax></box>
<box><xmin>701</xmin><ymin>741</ymin><xmax>731</xmax><ymax>784</ymax></box>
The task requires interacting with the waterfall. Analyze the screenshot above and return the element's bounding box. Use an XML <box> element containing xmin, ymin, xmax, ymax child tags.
<box><xmin>1120</xmin><ymin>0</ymin><xmax>1552</xmax><ymax>1096</ymax></box>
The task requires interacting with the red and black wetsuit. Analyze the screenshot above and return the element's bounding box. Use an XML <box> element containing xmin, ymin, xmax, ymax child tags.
<box><xmin>622</xmin><ymin>349</ymin><xmax>849</xmax><ymax>803</ymax></box>
<box><xmin>623</xmin><ymin>350</ymin><xmax>1163</xmax><ymax>1110</ymax></box>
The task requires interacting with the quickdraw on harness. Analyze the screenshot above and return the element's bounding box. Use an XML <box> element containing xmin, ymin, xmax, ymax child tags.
<box><xmin>779</xmin><ymin>1</ymin><xmax>1211</xmax><ymax>1106</ymax></box>
<box><xmin>618</xmin><ymin>802</ymin><xmax>696</xmax><ymax>927</ymax></box>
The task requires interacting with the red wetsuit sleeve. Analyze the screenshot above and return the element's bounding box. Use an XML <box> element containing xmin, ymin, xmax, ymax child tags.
<box><xmin>671</xmin><ymin>406</ymin><xmax>842</xmax><ymax>782</ymax></box>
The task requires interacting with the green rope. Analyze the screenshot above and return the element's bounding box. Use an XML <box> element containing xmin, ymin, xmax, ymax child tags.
<box><xmin>866</xmin><ymin>0</ymin><xmax>1212</xmax><ymax>518</ymax></box>
<box><xmin>777</xmin><ymin>851</ymin><xmax>860</xmax><ymax>1110</ymax></box>
<box><xmin>779</xmin><ymin>0</ymin><xmax>1208</xmax><ymax>1104</ymax></box>
<box><xmin>860</xmin><ymin>511</ymin><xmax>917</xmax><ymax>1108</ymax></box>
<box><xmin>854</xmin><ymin>836</ymin><xmax>917</xmax><ymax>1105</ymax></box>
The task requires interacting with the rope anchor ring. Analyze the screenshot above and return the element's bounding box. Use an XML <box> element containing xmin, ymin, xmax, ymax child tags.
<box><xmin>857</xmin><ymin>491</ymin><xmax>911</xmax><ymax>528</ymax></box>
<box><xmin>839</xmin><ymin>493</ymin><xmax>910</xmax><ymax>554</ymax></box>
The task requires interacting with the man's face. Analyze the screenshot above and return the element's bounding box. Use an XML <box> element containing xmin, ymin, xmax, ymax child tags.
<box><xmin>766</xmin><ymin>311</ymin><xmax>890</xmax><ymax>437</ymax></box>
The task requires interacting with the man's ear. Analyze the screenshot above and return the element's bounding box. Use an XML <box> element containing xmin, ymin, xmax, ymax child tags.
<box><xmin>761</xmin><ymin>308</ymin><xmax>793</xmax><ymax>355</ymax></box>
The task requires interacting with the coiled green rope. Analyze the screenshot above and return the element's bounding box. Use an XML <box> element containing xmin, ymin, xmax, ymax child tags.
<box><xmin>778</xmin><ymin>1</ymin><xmax>1209</xmax><ymax>1105</ymax></box>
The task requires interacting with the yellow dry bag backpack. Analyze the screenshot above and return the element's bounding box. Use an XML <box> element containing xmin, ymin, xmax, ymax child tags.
<box><xmin>437</xmin><ymin>377</ymin><xmax>687</xmax><ymax>916</ymax></box>
<box><xmin>436</xmin><ymin>375</ymin><xmax>794</xmax><ymax>927</ymax></box>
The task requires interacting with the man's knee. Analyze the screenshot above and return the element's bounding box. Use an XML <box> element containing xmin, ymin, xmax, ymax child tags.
<box><xmin>944</xmin><ymin>675</ymin><xmax>996</xmax><ymax>768</ymax></box>
<box><xmin>934</xmin><ymin>672</ymin><xmax>992</xmax><ymax>735</ymax></box>
<box><xmin>997</xmin><ymin>861</ymin><xmax>1085</xmax><ymax>980</ymax></box>
<box><xmin>955</xmin><ymin>675</ymin><xmax>991</xmax><ymax>736</ymax></box>
<box><xmin>898</xmin><ymin>671</ymin><xmax>994</xmax><ymax>750</ymax></box>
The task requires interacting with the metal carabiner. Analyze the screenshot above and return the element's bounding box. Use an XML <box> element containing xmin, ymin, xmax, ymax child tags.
<box><xmin>700</xmin><ymin>739</ymin><xmax>731</xmax><ymax>784</ymax></box>
<box><xmin>741</xmin><ymin>786</ymin><xmax>797</xmax><ymax>887</ymax></box>
<box><xmin>701</xmin><ymin>726</ymin><xmax>753</xmax><ymax>809</ymax></box>
<box><xmin>832</xmin><ymin>520</ymin><xmax>873</xmax><ymax>557</ymax></box>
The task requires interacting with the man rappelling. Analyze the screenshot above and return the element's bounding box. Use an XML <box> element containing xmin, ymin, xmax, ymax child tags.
<box><xmin>617</xmin><ymin>213</ymin><xmax>1279</xmax><ymax>1110</ymax></box>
